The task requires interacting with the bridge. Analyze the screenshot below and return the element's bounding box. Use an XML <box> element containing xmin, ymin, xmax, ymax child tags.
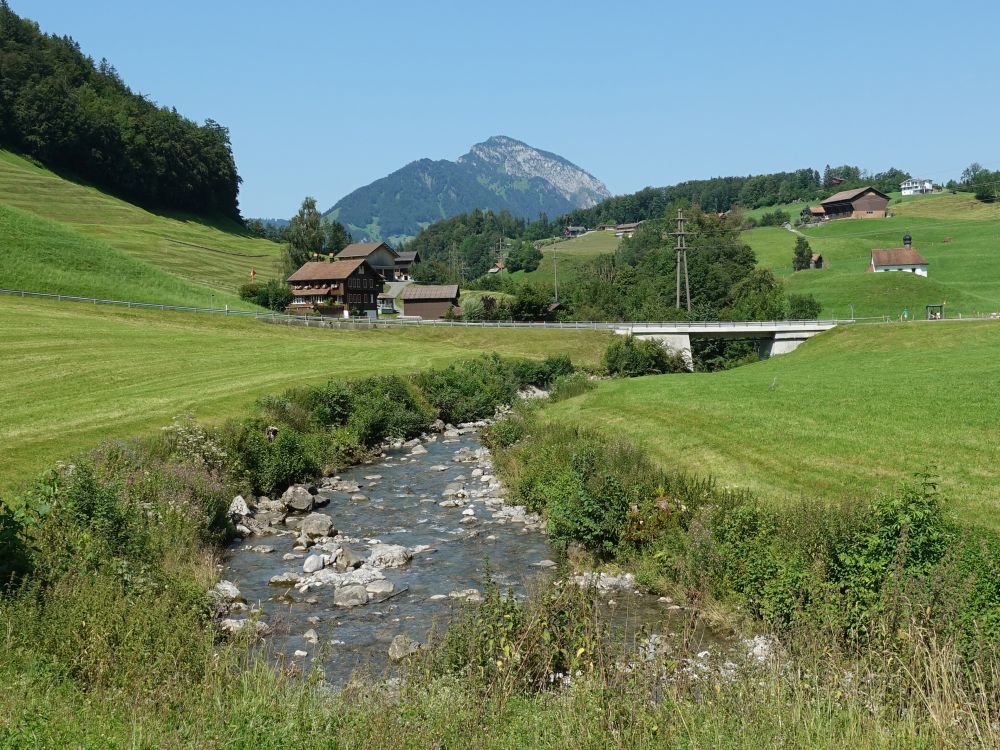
<box><xmin>613</xmin><ymin>320</ymin><xmax>840</xmax><ymax>368</ymax></box>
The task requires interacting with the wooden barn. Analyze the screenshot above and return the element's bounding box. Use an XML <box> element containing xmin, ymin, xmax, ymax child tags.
<box><xmin>820</xmin><ymin>187</ymin><xmax>890</xmax><ymax>220</ymax></box>
<box><xmin>400</xmin><ymin>284</ymin><xmax>460</xmax><ymax>320</ymax></box>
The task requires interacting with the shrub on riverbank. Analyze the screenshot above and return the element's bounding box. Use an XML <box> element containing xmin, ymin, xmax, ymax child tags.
<box><xmin>603</xmin><ymin>334</ymin><xmax>688</xmax><ymax>377</ymax></box>
<box><xmin>489</xmin><ymin>412</ymin><xmax>1000</xmax><ymax>657</ymax></box>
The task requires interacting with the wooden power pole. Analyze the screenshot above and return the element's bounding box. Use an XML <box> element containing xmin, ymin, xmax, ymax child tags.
<box><xmin>671</xmin><ymin>209</ymin><xmax>691</xmax><ymax>312</ymax></box>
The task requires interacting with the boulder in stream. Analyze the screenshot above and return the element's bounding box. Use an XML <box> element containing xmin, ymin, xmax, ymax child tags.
<box><xmin>300</xmin><ymin>512</ymin><xmax>335</xmax><ymax>539</ymax></box>
<box><xmin>368</xmin><ymin>544</ymin><xmax>412</xmax><ymax>569</ymax></box>
<box><xmin>282</xmin><ymin>485</ymin><xmax>315</xmax><ymax>513</ymax></box>
<box><xmin>334</xmin><ymin>584</ymin><xmax>370</xmax><ymax>607</ymax></box>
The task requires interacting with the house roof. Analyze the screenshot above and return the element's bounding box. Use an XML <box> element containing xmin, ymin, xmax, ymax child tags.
<box><xmin>287</xmin><ymin>259</ymin><xmax>366</xmax><ymax>283</ymax></box>
<box><xmin>871</xmin><ymin>248</ymin><xmax>928</xmax><ymax>267</ymax></box>
<box><xmin>809</xmin><ymin>206</ymin><xmax>826</xmax><ymax>215</ymax></box>
<box><xmin>616</xmin><ymin>221</ymin><xmax>644</xmax><ymax>230</ymax></box>
<box><xmin>377</xmin><ymin>291</ymin><xmax>396</xmax><ymax>300</ymax></box>
<box><xmin>336</xmin><ymin>241</ymin><xmax>398</xmax><ymax>260</ymax></box>
<box><xmin>394</xmin><ymin>250</ymin><xmax>420</xmax><ymax>263</ymax></box>
<box><xmin>821</xmin><ymin>186</ymin><xmax>889</xmax><ymax>205</ymax></box>
<box><xmin>400</xmin><ymin>284</ymin><xmax>460</xmax><ymax>301</ymax></box>
<box><xmin>811</xmin><ymin>254</ymin><xmax>823</xmax><ymax>261</ymax></box>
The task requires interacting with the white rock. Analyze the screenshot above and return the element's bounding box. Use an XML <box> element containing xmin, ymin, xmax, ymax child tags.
<box><xmin>366</xmin><ymin>579</ymin><xmax>395</xmax><ymax>596</ymax></box>
<box><xmin>368</xmin><ymin>544</ymin><xmax>412</xmax><ymax>569</ymax></box>
<box><xmin>302</xmin><ymin>554</ymin><xmax>326</xmax><ymax>574</ymax></box>
<box><xmin>334</xmin><ymin>583</ymin><xmax>369</xmax><ymax>607</ymax></box>
<box><xmin>269</xmin><ymin>571</ymin><xmax>301</xmax><ymax>586</ymax></box>
<box><xmin>294</xmin><ymin>650</ymin><xmax>308</xmax><ymax>658</ymax></box>
<box><xmin>303</xmin><ymin>628</ymin><xmax>319</xmax><ymax>645</ymax></box>
<box><xmin>212</xmin><ymin>580</ymin><xmax>242</xmax><ymax>601</ymax></box>
<box><xmin>462</xmin><ymin>508</ymin><xmax>475</xmax><ymax>516</ymax></box>
<box><xmin>229</xmin><ymin>495</ymin><xmax>250</xmax><ymax>518</ymax></box>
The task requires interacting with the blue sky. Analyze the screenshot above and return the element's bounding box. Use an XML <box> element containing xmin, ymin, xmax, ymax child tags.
<box><xmin>14</xmin><ymin>0</ymin><xmax>1000</xmax><ymax>218</ymax></box>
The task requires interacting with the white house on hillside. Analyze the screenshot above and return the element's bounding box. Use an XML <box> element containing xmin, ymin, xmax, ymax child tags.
<box><xmin>901</xmin><ymin>178</ymin><xmax>934</xmax><ymax>196</ymax></box>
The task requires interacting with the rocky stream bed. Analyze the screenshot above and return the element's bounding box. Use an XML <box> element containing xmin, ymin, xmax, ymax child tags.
<box><xmin>211</xmin><ymin>421</ymin><xmax>730</xmax><ymax>685</ymax></box>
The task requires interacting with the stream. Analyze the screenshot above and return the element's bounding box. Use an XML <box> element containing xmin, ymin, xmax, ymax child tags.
<box><xmin>220</xmin><ymin>426</ymin><xmax>723</xmax><ymax>685</ymax></box>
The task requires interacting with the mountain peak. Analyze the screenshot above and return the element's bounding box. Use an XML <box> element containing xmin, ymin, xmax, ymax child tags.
<box><xmin>324</xmin><ymin>137</ymin><xmax>610</xmax><ymax>244</ymax></box>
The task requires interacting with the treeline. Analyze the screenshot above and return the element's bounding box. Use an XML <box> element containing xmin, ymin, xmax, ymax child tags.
<box><xmin>0</xmin><ymin>4</ymin><xmax>241</xmax><ymax>219</ymax></box>
<box><xmin>557</xmin><ymin>165</ymin><xmax>912</xmax><ymax>228</ymax></box>
<box><xmin>404</xmin><ymin>208</ymin><xmax>551</xmax><ymax>282</ymax></box>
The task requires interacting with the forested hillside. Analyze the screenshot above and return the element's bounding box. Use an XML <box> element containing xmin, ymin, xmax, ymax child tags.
<box><xmin>0</xmin><ymin>3</ymin><xmax>241</xmax><ymax>219</ymax></box>
<box><xmin>557</xmin><ymin>165</ymin><xmax>912</xmax><ymax>228</ymax></box>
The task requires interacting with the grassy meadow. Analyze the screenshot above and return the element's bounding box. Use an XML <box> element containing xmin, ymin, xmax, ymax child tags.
<box><xmin>747</xmin><ymin>192</ymin><xmax>1000</xmax><ymax>318</ymax></box>
<box><xmin>545</xmin><ymin>320</ymin><xmax>1000</xmax><ymax>528</ymax></box>
<box><xmin>515</xmin><ymin>230</ymin><xmax>620</xmax><ymax>284</ymax></box>
<box><xmin>0</xmin><ymin>296</ymin><xmax>610</xmax><ymax>491</ymax></box>
<box><xmin>0</xmin><ymin>150</ymin><xmax>283</xmax><ymax>296</ymax></box>
<box><xmin>0</xmin><ymin>203</ymin><xmax>254</xmax><ymax>309</ymax></box>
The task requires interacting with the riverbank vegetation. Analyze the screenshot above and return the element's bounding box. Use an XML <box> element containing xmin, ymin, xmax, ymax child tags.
<box><xmin>3</xmin><ymin>350</ymin><xmax>998</xmax><ymax>747</ymax></box>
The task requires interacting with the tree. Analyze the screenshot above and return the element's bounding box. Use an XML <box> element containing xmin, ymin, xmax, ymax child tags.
<box><xmin>325</xmin><ymin>220</ymin><xmax>351</xmax><ymax>254</ymax></box>
<box><xmin>725</xmin><ymin>268</ymin><xmax>786</xmax><ymax>321</ymax></box>
<box><xmin>283</xmin><ymin>197</ymin><xmax>326</xmax><ymax>274</ymax></box>
<box><xmin>788</xmin><ymin>293</ymin><xmax>822</xmax><ymax>319</ymax></box>
<box><xmin>792</xmin><ymin>236</ymin><xmax>812</xmax><ymax>272</ymax></box>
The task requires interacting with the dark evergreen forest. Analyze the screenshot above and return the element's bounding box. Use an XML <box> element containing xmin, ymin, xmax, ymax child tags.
<box><xmin>0</xmin><ymin>3</ymin><xmax>242</xmax><ymax>220</ymax></box>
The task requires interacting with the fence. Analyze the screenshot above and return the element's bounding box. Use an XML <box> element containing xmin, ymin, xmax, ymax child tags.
<box><xmin>2</xmin><ymin>287</ymin><xmax>996</xmax><ymax>330</ymax></box>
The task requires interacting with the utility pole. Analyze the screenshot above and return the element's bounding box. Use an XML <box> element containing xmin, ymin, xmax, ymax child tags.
<box><xmin>670</xmin><ymin>209</ymin><xmax>691</xmax><ymax>312</ymax></box>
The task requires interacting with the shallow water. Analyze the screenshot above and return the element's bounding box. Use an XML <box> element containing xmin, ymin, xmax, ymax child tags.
<box><xmin>222</xmin><ymin>430</ymin><xmax>720</xmax><ymax>684</ymax></box>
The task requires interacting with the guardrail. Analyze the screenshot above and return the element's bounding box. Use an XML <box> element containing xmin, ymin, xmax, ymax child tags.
<box><xmin>3</xmin><ymin>286</ymin><xmax>996</xmax><ymax>329</ymax></box>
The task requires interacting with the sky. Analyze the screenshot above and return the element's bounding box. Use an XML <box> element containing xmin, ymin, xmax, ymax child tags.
<box><xmin>12</xmin><ymin>0</ymin><xmax>1000</xmax><ymax>218</ymax></box>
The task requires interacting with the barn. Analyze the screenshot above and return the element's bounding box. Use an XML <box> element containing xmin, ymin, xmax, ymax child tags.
<box><xmin>400</xmin><ymin>284</ymin><xmax>461</xmax><ymax>320</ymax></box>
<box><xmin>820</xmin><ymin>186</ymin><xmax>890</xmax><ymax>220</ymax></box>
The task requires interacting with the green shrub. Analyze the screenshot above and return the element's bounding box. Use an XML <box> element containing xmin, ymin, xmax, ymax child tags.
<box><xmin>416</xmin><ymin>355</ymin><xmax>520</xmax><ymax>424</ymax></box>
<box><xmin>788</xmin><ymin>293</ymin><xmax>822</xmax><ymax>319</ymax></box>
<box><xmin>548</xmin><ymin>372</ymin><xmax>595</xmax><ymax>402</ymax></box>
<box><xmin>603</xmin><ymin>335</ymin><xmax>686</xmax><ymax>377</ymax></box>
<box><xmin>481</xmin><ymin>414</ymin><xmax>528</xmax><ymax>450</ymax></box>
<box><xmin>348</xmin><ymin>375</ymin><xmax>433</xmax><ymax>445</ymax></box>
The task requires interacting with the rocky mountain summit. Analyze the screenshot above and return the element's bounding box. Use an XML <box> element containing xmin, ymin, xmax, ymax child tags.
<box><xmin>323</xmin><ymin>136</ymin><xmax>610</xmax><ymax>244</ymax></box>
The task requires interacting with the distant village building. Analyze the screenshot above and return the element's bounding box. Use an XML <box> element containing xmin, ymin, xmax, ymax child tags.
<box><xmin>901</xmin><ymin>178</ymin><xmax>934</xmax><ymax>196</ymax></box>
<box><xmin>820</xmin><ymin>187</ymin><xmax>890</xmax><ymax>220</ymax></box>
<box><xmin>393</xmin><ymin>250</ymin><xmax>421</xmax><ymax>280</ymax></box>
<box><xmin>487</xmin><ymin>260</ymin><xmax>505</xmax><ymax>275</ymax></box>
<box><xmin>564</xmin><ymin>225</ymin><xmax>587</xmax><ymax>237</ymax></box>
<box><xmin>377</xmin><ymin>290</ymin><xmax>398</xmax><ymax>314</ymax></box>
<box><xmin>810</xmin><ymin>253</ymin><xmax>824</xmax><ymax>269</ymax></box>
<box><xmin>868</xmin><ymin>235</ymin><xmax>928</xmax><ymax>277</ymax></box>
<box><xmin>335</xmin><ymin>242</ymin><xmax>399</xmax><ymax>281</ymax></box>
<box><xmin>286</xmin><ymin>258</ymin><xmax>381</xmax><ymax>315</ymax></box>
<box><xmin>597</xmin><ymin>223</ymin><xmax>617</xmax><ymax>232</ymax></box>
<box><xmin>399</xmin><ymin>284</ymin><xmax>461</xmax><ymax>319</ymax></box>
<box><xmin>615</xmin><ymin>221</ymin><xmax>644</xmax><ymax>237</ymax></box>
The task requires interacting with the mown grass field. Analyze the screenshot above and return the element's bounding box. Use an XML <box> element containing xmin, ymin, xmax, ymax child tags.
<box><xmin>0</xmin><ymin>203</ymin><xmax>254</xmax><ymax>309</ymax></box>
<box><xmin>0</xmin><ymin>151</ymin><xmax>284</xmax><ymax>296</ymax></box>
<box><xmin>746</xmin><ymin>192</ymin><xmax>1000</xmax><ymax>319</ymax></box>
<box><xmin>0</xmin><ymin>296</ymin><xmax>610</xmax><ymax>491</ymax></box>
<box><xmin>545</xmin><ymin>321</ymin><xmax>1000</xmax><ymax>528</ymax></box>
<box><xmin>514</xmin><ymin>230</ymin><xmax>620</xmax><ymax>284</ymax></box>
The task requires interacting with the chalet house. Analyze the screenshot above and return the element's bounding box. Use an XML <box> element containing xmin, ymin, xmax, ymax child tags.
<box><xmin>564</xmin><ymin>225</ymin><xmax>587</xmax><ymax>237</ymax></box>
<box><xmin>597</xmin><ymin>223</ymin><xmax>617</xmax><ymax>232</ymax></box>
<box><xmin>810</xmin><ymin>254</ymin><xmax>824</xmax><ymax>269</ymax></box>
<box><xmin>868</xmin><ymin>247</ymin><xmax>928</xmax><ymax>277</ymax></box>
<box><xmin>820</xmin><ymin>187</ymin><xmax>890</xmax><ymax>220</ymax></box>
<box><xmin>901</xmin><ymin>178</ymin><xmax>934</xmax><ymax>196</ymax></box>
<box><xmin>615</xmin><ymin>221</ymin><xmax>644</xmax><ymax>237</ymax></box>
<box><xmin>393</xmin><ymin>250</ymin><xmax>421</xmax><ymax>281</ymax></box>
<box><xmin>286</xmin><ymin>258</ymin><xmax>381</xmax><ymax>315</ymax></box>
<box><xmin>335</xmin><ymin>242</ymin><xmax>399</xmax><ymax>281</ymax></box>
<box><xmin>400</xmin><ymin>284</ymin><xmax>460</xmax><ymax>320</ymax></box>
<box><xmin>487</xmin><ymin>260</ymin><xmax>506</xmax><ymax>275</ymax></box>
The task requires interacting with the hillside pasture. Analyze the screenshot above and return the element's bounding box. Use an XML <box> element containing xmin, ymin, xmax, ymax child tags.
<box><xmin>0</xmin><ymin>151</ymin><xmax>284</xmax><ymax>294</ymax></box>
<box><xmin>746</xmin><ymin>193</ymin><xmax>1000</xmax><ymax>318</ymax></box>
<box><xmin>515</xmin><ymin>230</ymin><xmax>620</xmax><ymax>284</ymax></box>
<box><xmin>0</xmin><ymin>296</ymin><xmax>610</xmax><ymax>490</ymax></box>
<box><xmin>545</xmin><ymin>320</ymin><xmax>1000</xmax><ymax>529</ymax></box>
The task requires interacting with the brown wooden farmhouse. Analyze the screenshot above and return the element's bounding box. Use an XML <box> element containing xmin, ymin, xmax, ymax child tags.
<box><xmin>820</xmin><ymin>186</ymin><xmax>889</xmax><ymax>220</ymax></box>
<box><xmin>335</xmin><ymin>242</ymin><xmax>399</xmax><ymax>281</ymax></box>
<box><xmin>286</xmin><ymin>258</ymin><xmax>380</xmax><ymax>315</ymax></box>
<box><xmin>400</xmin><ymin>284</ymin><xmax>460</xmax><ymax>320</ymax></box>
